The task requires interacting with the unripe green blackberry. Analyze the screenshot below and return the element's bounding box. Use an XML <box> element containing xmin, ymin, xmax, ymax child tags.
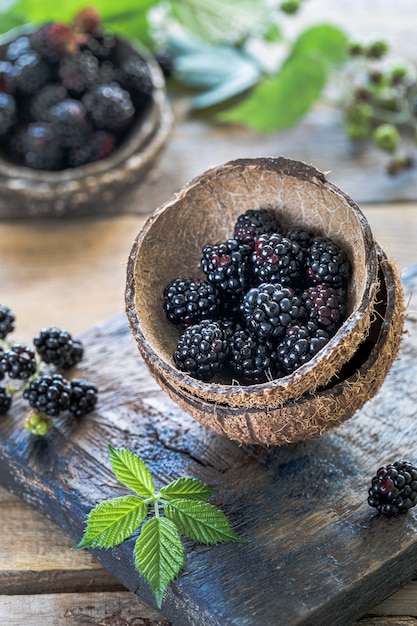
<box><xmin>372</xmin><ymin>123</ymin><xmax>400</xmax><ymax>153</ymax></box>
<box><xmin>23</xmin><ymin>410</ymin><xmax>53</xmax><ymax>436</ymax></box>
<box><xmin>0</xmin><ymin>344</ymin><xmax>37</xmax><ymax>380</ymax></box>
<box><xmin>23</xmin><ymin>373</ymin><xmax>71</xmax><ymax>417</ymax></box>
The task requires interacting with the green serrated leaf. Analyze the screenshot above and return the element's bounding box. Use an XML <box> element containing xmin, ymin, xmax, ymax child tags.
<box><xmin>165</xmin><ymin>499</ymin><xmax>243</xmax><ymax>545</ymax></box>
<box><xmin>218</xmin><ymin>54</ymin><xmax>327</xmax><ymax>132</ymax></box>
<box><xmin>134</xmin><ymin>517</ymin><xmax>184</xmax><ymax>608</ymax></box>
<box><xmin>109</xmin><ymin>445</ymin><xmax>155</xmax><ymax>498</ymax></box>
<box><xmin>288</xmin><ymin>23</ymin><xmax>348</xmax><ymax>67</ymax></box>
<box><xmin>74</xmin><ymin>495</ymin><xmax>147</xmax><ymax>550</ymax></box>
<box><xmin>160</xmin><ymin>477</ymin><xmax>214</xmax><ymax>502</ymax></box>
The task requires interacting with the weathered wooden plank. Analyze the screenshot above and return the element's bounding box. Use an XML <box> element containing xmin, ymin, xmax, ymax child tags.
<box><xmin>0</xmin><ymin>591</ymin><xmax>169</xmax><ymax>626</ymax></box>
<box><xmin>1</xmin><ymin>267</ymin><xmax>417</xmax><ymax>626</ymax></box>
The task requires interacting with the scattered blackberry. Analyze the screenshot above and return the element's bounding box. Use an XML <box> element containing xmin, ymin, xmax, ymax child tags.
<box><xmin>0</xmin><ymin>93</ymin><xmax>17</xmax><ymax>137</ymax></box>
<box><xmin>58</xmin><ymin>50</ymin><xmax>100</xmax><ymax>95</ymax></box>
<box><xmin>0</xmin><ymin>386</ymin><xmax>12</xmax><ymax>414</ymax></box>
<box><xmin>241</xmin><ymin>282</ymin><xmax>306</xmax><ymax>340</ymax></box>
<box><xmin>251</xmin><ymin>233</ymin><xmax>304</xmax><ymax>287</ymax></box>
<box><xmin>29</xmin><ymin>84</ymin><xmax>68</xmax><ymax>122</ymax></box>
<box><xmin>282</xmin><ymin>226</ymin><xmax>315</xmax><ymax>252</ymax></box>
<box><xmin>368</xmin><ymin>461</ymin><xmax>417</xmax><ymax>516</ymax></box>
<box><xmin>163</xmin><ymin>278</ymin><xmax>220</xmax><ymax>327</ymax></box>
<box><xmin>33</xmin><ymin>327</ymin><xmax>84</xmax><ymax>370</ymax></box>
<box><xmin>303</xmin><ymin>284</ymin><xmax>347</xmax><ymax>333</ymax></box>
<box><xmin>10</xmin><ymin>51</ymin><xmax>51</xmax><ymax>95</ymax></box>
<box><xmin>306</xmin><ymin>236</ymin><xmax>351</xmax><ymax>288</ymax></box>
<box><xmin>59</xmin><ymin>340</ymin><xmax>84</xmax><ymax>369</ymax></box>
<box><xmin>233</xmin><ymin>209</ymin><xmax>280</xmax><ymax>246</ymax></box>
<box><xmin>201</xmin><ymin>239</ymin><xmax>252</xmax><ymax>300</ymax></box>
<box><xmin>48</xmin><ymin>99</ymin><xmax>91</xmax><ymax>148</ymax></box>
<box><xmin>275</xmin><ymin>321</ymin><xmax>330</xmax><ymax>374</ymax></box>
<box><xmin>229</xmin><ymin>328</ymin><xmax>276</xmax><ymax>383</ymax></box>
<box><xmin>69</xmin><ymin>378</ymin><xmax>98</xmax><ymax>416</ymax></box>
<box><xmin>0</xmin><ymin>305</ymin><xmax>15</xmax><ymax>339</ymax></box>
<box><xmin>0</xmin><ymin>344</ymin><xmax>37</xmax><ymax>380</ymax></box>
<box><xmin>82</xmin><ymin>83</ymin><xmax>135</xmax><ymax>131</ymax></box>
<box><xmin>173</xmin><ymin>320</ymin><xmax>229</xmax><ymax>381</ymax></box>
<box><xmin>67</xmin><ymin>130</ymin><xmax>115</xmax><ymax>167</ymax></box>
<box><xmin>116</xmin><ymin>56</ymin><xmax>153</xmax><ymax>110</ymax></box>
<box><xmin>21</xmin><ymin>122</ymin><xmax>65</xmax><ymax>170</ymax></box>
<box><xmin>23</xmin><ymin>373</ymin><xmax>71</xmax><ymax>416</ymax></box>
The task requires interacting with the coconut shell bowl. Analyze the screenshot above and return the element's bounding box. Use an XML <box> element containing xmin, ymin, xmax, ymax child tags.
<box><xmin>0</xmin><ymin>23</ymin><xmax>172</xmax><ymax>218</ymax></box>
<box><xmin>125</xmin><ymin>157</ymin><xmax>405</xmax><ymax>446</ymax></box>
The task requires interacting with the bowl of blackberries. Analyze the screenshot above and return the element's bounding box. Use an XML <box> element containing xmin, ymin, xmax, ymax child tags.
<box><xmin>125</xmin><ymin>157</ymin><xmax>405</xmax><ymax>446</ymax></box>
<box><xmin>0</xmin><ymin>7</ymin><xmax>172</xmax><ymax>218</ymax></box>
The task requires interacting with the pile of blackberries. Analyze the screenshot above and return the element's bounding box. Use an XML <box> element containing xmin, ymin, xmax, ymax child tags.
<box><xmin>0</xmin><ymin>304</ymin><xmax>97</xmax><ymax>435</ymax></box>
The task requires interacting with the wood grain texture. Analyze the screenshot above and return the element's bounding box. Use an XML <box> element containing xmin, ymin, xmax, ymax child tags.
<box><xmin>0</xmin><ymin>264</ymin><xmax>417</xmax><ymax>625</ymax></box>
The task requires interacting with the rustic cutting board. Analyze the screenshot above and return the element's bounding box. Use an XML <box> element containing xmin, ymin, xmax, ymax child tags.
<box><xmin>1</xmin><ymin>265</ymin><xmax>417</xmax><ymax>626</ymax></box>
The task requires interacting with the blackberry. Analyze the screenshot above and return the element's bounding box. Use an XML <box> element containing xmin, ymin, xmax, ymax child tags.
<box><xmin>71</xmin><ymin>7</ymin><xmax>102</xmax><ymax>35</ymax></box>
<box><xmin>30</xmin><ymin>23</ymin><xmax>80</xmax><ymax>62</ymax></box>
<box><xmin>23</xmin><ymin>373</ymin><xmax>71</xmax><ymax>417</ymax></box>
<box><xmin>306</xmin><ymin>236</ymin><xmax>351</xmax><ymax>288</ymax></box>
<box><xmin>33</xmin><ymin>327</ymin><xmax>84</xmax><ymax>370</ymax></box>
<box><xmin>21</xmin><ymin>122</ymin><xmax>65</xmax><ymax>170</ymax></box>
<box><xmin>69</xmin><ymin>378</ymin><xmax>98</xmax><ymax>416</ymax></box>
<box><xmin>67</xmin><ymin>130</ymin><xmax>115</xmax><ymax>167</ymax></box>
<box><xmin>58</xmin><ymin>50</ymin><xmax>100</xmax><ymax>95</ymax></box>
<box><xmin>81</xmin><ymin>34</ymin><xmax>116</xmax><ymax>61</ymax></box>
<box><xmin>116</xmin><ymin>56</ymin><xmax>153</xmax><ymax>110</ymax></box>
<box><xmin>10</xmin><ymin>51</ymin><xmax>51</xmax><ymax>95</ymax></box>
<box><xmin>0</xmin><ymin>344</ymin><xmax>37</xmax><ymax>380</ymax></box>
<box><xmin>233</xmin><ymin>209</ymin><xmax>280</xmax><ymax>246</ymax></box>
<box><xmin>163</xmin><ymin>278</ymin><xmax>220</xmax><ymax>327</ymax></box>
<box><xmin>0</xmin><ymin>386</ymin><xmax>12</xmax><ymax>414</ymax></box>
<box><xmin>229</xmin><ymin>328</ymin><xmax>276</xmax><ymax>383</ymax></box>
<box><xmin>23</xmin><ymin>410</ymin><xmax>52</xmax><ymax>436</ymax></box>
<box><xmin>48</xmin><ymin>99</ymin><xmax>91</xmax><ymax>148</ymax></box>
<box><xmin>82</xmin><ymin>83</ymin><xmax>135</xmax><ymax>131</ymax></box>
<box><xmin>0</xmin><ymin>305</ymin><xmax>15</xmax><ymax>339</ymax></box>
<box><xmin>201</xmin><ymin>239</ymin><xmax>252</xmax><ymax>300</ymax></box>
<box><xmin>0</xmin><ymin>93</ymin><xmax>17</xmax><ymax>137</ymax></box>
<box><xmin>303</xmin><ymin>285</ymin><xmax>347</xmax><ymax>334</ymax></box>
<box><xmin>368</xmin><ymin>461</ymin><xmax>417</xmax><ymax>516</ymax></box>
<box><xmin>282</xmin><ymin>226</ymin><xmax>315</xmax><ymax>252</ymax></box>
<box><xmin>241</xmin><ymin>282</ymin><xmax>306</xmax><ymax>340</ymax></box>
<box><xmin>29</xmin><ymin>84</ymin><xmax>68</xmax><ymax>122</ymax></box>
<box><xmin>275</xmin><ymin>321</ymin><xmax>330</xmax><ymax>374</ymax></box>
<box><xmin>155</xmin><ymin>49</ymin><xmax>175</xmax><ymax>78</ymax></box>
<box><xmin>173</xmin><ymin>320</ymin><xmax>229</xmax><ymax>381</ymax></box>
<box><xmin>59</xmin><ymin>340</ymin><xmax>84</xmax><ymax>369</ymax></box>
<box><xmin>251</xmin><ymin>233</ymin><xmax>304</xmax><ymax>287</ymax></box>
<box><xmin>6</xmin><ymin>36</ymin><xmax>31</xmax><ymax>62</ymax></box>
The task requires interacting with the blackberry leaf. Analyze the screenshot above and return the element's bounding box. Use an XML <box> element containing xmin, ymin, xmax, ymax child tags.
<box><xmin>160</xmin><ymin>477</ymin><xmax>214</xmax><ymax>502</ymax></box>
<box><xmin>109</xmin><ymin>445</ymin><xmax>155</xmax><ymax>497</ymax></box>
<box><xmin>74</xmin><ymin>495</ymin><xmax>147</xmax><ymax>550</ymax></box>
<box><xmin>165</xmin><ymin>499</ymin><xmax>243</xmax><ymax>545</ymax></box>
<box><xmin>133</xmin><ymin>517</ymin><xmax>184</xmax><ymax>609</ymax></box>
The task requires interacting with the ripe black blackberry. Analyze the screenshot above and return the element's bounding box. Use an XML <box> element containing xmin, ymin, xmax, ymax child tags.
<box><xmin>201</xmin><ymin>239</ymin><xmax>252</xmax><ymax>301</ymax></box>
<box><xmin>67</xmin><ymin>130</ymin><xmax>115</xmax><ymax>167</ymax></box>
<box><xmin>69</xmin><ymin>378</ymin><xmax>98</xmax><ymax>416</ymax></box>
<box><xmin>48</xmin><ymin>99</ymin><xmax>91</xmax><ymax>149</ymax></box>
<box><xmin>302</xmin><ymin>284</ymin><xmax>347</xmax><ymax>334</ymax></box>
<box><xmin>0</xmin><ymin>386</ymin><xmax>12</xmax><ymax>414</ymax></box>
<box><xmin>81</xmin><ymin>33</ymin><xmax>116</xmax><ymax>61</ymax></box>
<box><xmin>282</xmin><ymin>226</ymin><xmax>315</xmax><ymax>252</ymax></box>
<box><xmin>173</xmin><ymin>320</ymin><xmax>230</xmax><ymax>381</ymax></box>
<box><xmin>233</xmin><ymin>209</ymin><xmax>280</xmax><ymax>246</ymax></box>
<box><xmin>0</xmin><ymin>93</ymin><xmax>17</xmax><ymax>137</ymax></box>
<box><xmin>0</xmin><ymin>344</ymin><xmax>37</xmax><ymax>380</ymax></box>
<box><xmin>29</xmin><ymin>83</ymin><xmax>68</xmax><ymax>122</ymax></box>
<box><xmin>251</xmin><ymin>233</ymin><xmax>304</xmax><ymax>287</ymax></box>
<box><xmin>0</xmin><ymin>305</ymin><xmax>15</xmax><ymax>339</ymax></box>
<box><xmin>275</xmin><ymin>321</ymin><xmax>330</xmax><ymax>374</ymax></box>
<box><xmin>23</xmin><ymin>373</ymin><xmax>71</xmax><ymax>417</ymax></box>
<box><xmin>241</xmin><ymin>282</ymin><xmax>306</xmax><ymax>340</ymax></box>
<box><xmin>163</xmin><ymin>278</ymin><xmax>220</xmax><ymax>327</ymax></box>
<box><xmin>10</xmin><ymin>51</ymin><xmax>51</xmax><ymax>95</ymax></box>
<box><xmin>21</xmin><ymin>122</ymin><xmax>65</xmax><ymax>170</ymax></box>
<box><xmin>306</xmin><ymin>236</ymin><xmax>351</xmax><ymax>289</ymax></box>
<box><xmin>368</xmin><ymin>461</ymin><xmax>417</xmax><ymax>516</ymax></box>
<box><xmin>33</xmin><ymin>327</ymin><xmax>84</xmax><ymax>370</ymax></box>
<box><xmin>29</xmin><ymin>23</ymin><xmax>79</xmax><ymax>62</ymax></box>
<box><xmin>116</xmin><ymin>56</ymin><xmax>153</xmax><ymax>110</ymax></box>
<box><xmin>229</xmin><ymin>328</ymin><xmax>276</xmax><ymax>383</ymax></box>
<box><xmin>82</xmin><ymin>83</ymin><xmax>135</xmax><ymax>131</ymax></box>
<box><xmin>58</xmin><ymin>50</ymin><xmax>100</xmax><ymax>95</ymax></box>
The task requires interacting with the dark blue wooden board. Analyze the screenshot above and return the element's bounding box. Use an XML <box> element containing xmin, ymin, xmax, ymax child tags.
<box><xmin>1</xmin><ymin>266</ymin><xmax>417</xmax><ymax>626</ymax></box>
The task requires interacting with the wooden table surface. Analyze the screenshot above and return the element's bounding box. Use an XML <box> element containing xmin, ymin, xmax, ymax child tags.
<box><xmin>2</xmin><ymin>3</ymin><xmax>417</xmax><ymax>624</ymax></box>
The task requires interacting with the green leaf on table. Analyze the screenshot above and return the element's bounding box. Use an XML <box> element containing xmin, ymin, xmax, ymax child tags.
<box><xmin>134</xmin><ymin>516</ymin><xmax>184</xmax><ymax>608</ymax></box>
<box><xmin>288</xmin><ymin>23</ymin><xmax>348</xmax><ymax>67</ymax></box>
<box><xmin>160</xmin><ymin>476</ymin><xmax>214</xmax><ymax>502</ymax></box>
<box><xmin>74</xmin><ymin>495</ymin><xmax>147</xmax><ymax>549</ymax></box>
<box><xmin>109</xmin><ymin>445</ymin><xmax>155</xmax><ymax>497</ymax></box>
<box><xmin>165</xmin><ymin>499</ymin><xmax>244</xmax><ymax>544</ymax></box>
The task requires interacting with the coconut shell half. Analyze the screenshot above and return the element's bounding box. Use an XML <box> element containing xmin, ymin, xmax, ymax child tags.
<box><xmin>126</xmin><ymin>157</ymin><xmax>379</xmax><ymax>410</ymax></box>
